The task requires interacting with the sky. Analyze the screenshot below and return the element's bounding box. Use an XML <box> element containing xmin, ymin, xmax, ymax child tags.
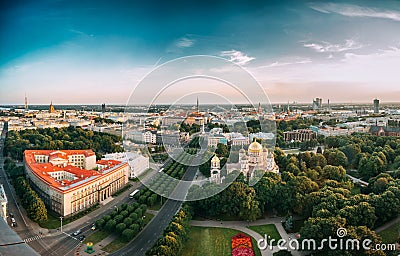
<box><xmin>1</xmin><ymin>0</ymin><xmax>400</xmax><ymax>105</ymax></box>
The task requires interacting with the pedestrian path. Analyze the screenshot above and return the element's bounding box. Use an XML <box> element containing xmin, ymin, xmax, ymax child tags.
<box><xmin>24</xmin><ymin>235</ymin><xmax>45</xmax><ymax>243</ymax></box>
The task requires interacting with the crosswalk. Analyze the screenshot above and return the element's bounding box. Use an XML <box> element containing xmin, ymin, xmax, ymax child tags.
<box><xmin>24</xmin><ymin>235</ymin><xmax>44</xmax><ymax>243</ymax></box>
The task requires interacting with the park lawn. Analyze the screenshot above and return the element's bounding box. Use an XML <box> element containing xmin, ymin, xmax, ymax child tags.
<box><xmin>147</xmin><ymin>201</ymin><xmax>163</xmax><ymax>211</ymax></box>
<box><xmin>248</xmin><ymin>224</ymin><xmax>281</xmax><ymax>246</ymax></box>
<box><xmin>39</xmin><ymin>213</ymin><xmax>72</xmax><ymax>229</ymax></box>
<box><xmin>378</xmin><ymin>221</ymin><xmax>400</xmax><ymax>244</ymax></box>
<box><xmin>102</xmin><ymin>237</ymin><xmax>127</xmax><ymax>253</ymax></box>
<box><xmin>181</xmin><ymin>226</ymin><xmax>262</xmax><ymax>256</ymax></box>
<box><xmin>143</xmin><ymin>212</ymin><xmax>154</xmax><ymax>225</ymax></box>
<box><xmin>84</xmin><ymin>230</ymin><xmax>109</xmax><ymax>244</ymax></box>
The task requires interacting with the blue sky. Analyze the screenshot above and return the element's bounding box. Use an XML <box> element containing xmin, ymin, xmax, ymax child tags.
<box><xmin>1</xmin><ymin>0</ymin><xmax>400</xmax><ymax>104</ymax></box>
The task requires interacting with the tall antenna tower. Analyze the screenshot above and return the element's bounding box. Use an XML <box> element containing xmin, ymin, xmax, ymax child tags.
<box><xmin>24</xmin><ymin>93</ymin><xmax>28</xmax><ymax>110</ymax></box>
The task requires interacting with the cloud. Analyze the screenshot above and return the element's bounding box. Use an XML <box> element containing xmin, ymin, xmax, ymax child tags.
<box><xmin>303</xmin><ymin>39</ymin><xmax>363</xmax><ymax>53</ymax></box>
<box><xmin>259</xmin><ymin>58</ymin><xmax>311</xmax><ymax>68</ymax></box>
<box><xmin>309</xmin><ymin>3</ymin><xmax>400</xmax><ymax>22</ymax></box>
<box><xmin>175</xmin><ymin>37</ymin><xmax>195</xmax><ymax>48</ymax></box>
<box><xmin>220</xmin><ymin>50</ymin><xmax>255</xmax><ymax>65</ymax></box>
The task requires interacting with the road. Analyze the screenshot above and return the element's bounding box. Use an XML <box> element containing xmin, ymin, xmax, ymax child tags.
<box><xmin>112</xmin><ymin>155</ymin><xmax>200</xmax><ymax>256</ymax></box>
<box><xmin>0</xmin><ymin>137</ymin><xmax>54</xmax><ymax>255</ymax></box>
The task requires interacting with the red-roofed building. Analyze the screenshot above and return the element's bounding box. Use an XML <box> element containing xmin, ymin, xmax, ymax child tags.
<box><xmin>24</xmin><ymin>150</ymin><xmax>129</xmax><ymax>217</ymax></box>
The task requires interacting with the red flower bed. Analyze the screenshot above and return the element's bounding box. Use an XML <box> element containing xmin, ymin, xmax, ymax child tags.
<box><xmin>232</xmin><ymin>233</ymin><xmax>255</xmax><ymax>256</ymax></box>
<box><xmin>232</xmin><ymin>247</ymin><xmax>255</xmax><ymax>256</ymax></box>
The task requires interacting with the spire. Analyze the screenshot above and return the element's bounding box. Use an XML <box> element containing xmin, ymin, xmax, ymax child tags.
<box><xmin>196</xmin><ymin>97</ymin><xmax>199</xmax><ymax>112</ymax></box>
<box><xmin>24</xmin><ymin>93</ymin><xmax>28</xmax><ymax>110</ymax></box>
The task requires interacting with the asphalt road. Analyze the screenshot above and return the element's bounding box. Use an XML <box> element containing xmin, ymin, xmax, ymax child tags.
<box><xmin>112</xmin><ymin>155</ymin><xmax>200</xmax><ymax>256</ymax></box>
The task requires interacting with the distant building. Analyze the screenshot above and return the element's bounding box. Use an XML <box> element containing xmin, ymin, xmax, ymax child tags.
<box><xmin>0</xmin><ymin>184</ymin><xmax>7</xmax><ymax>221</ymax></box>
<box><xmin>24</xmin><ymin>150</ymin><xmax>129</xmax><ymax>217</ymax></box>
<box><xmin>249</xmin><ymin>132</ymin><xmax>275</xmax><ymax>142</ymax></box>
<box><xmin>49</xmin><ymin>101</ymin><xmax>56</xmax><ymax>113</ymax></box>
<box><xmin>370</xmin><ymin>126</ymin><xmax>400</xmax><ymax>137</ymax></box>
<box><xmin>223</xmin><ymin>132</ymin><xmax>249</xmax><ymax>146</ymax></box>
<box><xmin>143</xmin><ymin>131</ymin><xmax>157</xmax><ymax>144</ymax></box>
<box><xmin>207</xmin><ymin>134</ymin><xmax>228</xmax><ymax>147</ymax></box>
<box><xmin>312</xmin><ymin>98</ymin><xmax>322</xmax><ymax>111</ymax></box>
<box><xmin>101</xmin><ymin>103</ymin><xmax>106</xmax><ymax>113</ymax></box>
<box><xmin>284</xmin><ymin>129</ymin><xmax>317</xmax><ymax>142</ymax></box>
<box><xmin>373</xmin><ymin>99</ymin><xmax>379</xmax><ymax>114</ymax></box>
<box><xmin>102</xmin><ymin>152</ymin><xmax>149</xmax><ymax>178</ymax></box>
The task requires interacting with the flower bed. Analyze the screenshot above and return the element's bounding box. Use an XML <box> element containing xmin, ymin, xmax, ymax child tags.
<box><xmin>232</xmin><ymin>233</ymin><xmax>255</xmax><ymax>256</ymax></box>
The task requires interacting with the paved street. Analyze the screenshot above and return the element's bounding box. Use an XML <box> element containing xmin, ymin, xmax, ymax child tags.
<box><xmin>112</xmin><ymin>155</ymin><xmax>200</xmax><ymax>256</ymax></box>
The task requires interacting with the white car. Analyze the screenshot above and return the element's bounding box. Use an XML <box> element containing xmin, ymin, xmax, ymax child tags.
<box><xmin>11</xmin><ymin>217</ymin><xmax>17</xmax><ymax>227</ymax></box>
<box><xmin>73</xmin><ymin>229</ymin><xmax>81</xmax><ymax>236</ymax></box>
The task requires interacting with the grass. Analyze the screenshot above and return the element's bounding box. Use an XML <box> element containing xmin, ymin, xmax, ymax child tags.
<box><xmin>143</xmin><ymin>212</ymin><xmax>154</xmax><ymax>225</ymax></box>
<box><xmin>84</xmin><ymin>230</ymin><xmax>109</xmax><ymax>244</ymax></box>
<box><xmin>147</xmin><ymin>201</ymin><xmax>163</xmax><ymax>211</ymax></box>
<box><xmin>102</xmin><ymin>237</ymin><xmax>127</xmax><ymax>253</ymax></box>
<box><xmin>181</xmin><ymin>226</ymin><xmax>262</xmax><ymax>256</ymax></box>
<box><xmin>39</xmin><ymin>204</ymin><xmax>100</xmax><ymax>229</ymax></box>
<box><xmin>101</xmin><ymin>213</ymin><xmax>154</xmax><ymax>253</ymax></box>
<box><xmin>39</xmin><ymin>213</ymin><xmax>75</xmax><ymax>229</ymax></box>
<box><xmin>248</xmin><ymin>224</ymin><xmax>281</xmax><ymax>246</ymax></box>
<box><xmin>378</xmin><ymin>221</ymin><xmax>400</xmax><ymax>244</ymax></box>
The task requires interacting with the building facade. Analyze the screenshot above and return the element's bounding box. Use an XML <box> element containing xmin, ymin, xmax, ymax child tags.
<box><xmin>224</xmin><ymin>140</ymin><xmax>279</xmax><ymax>181</ymax></box>
<box><xmin>283</xmin><ymin>129</ymin><xmax>317</xmax><ymax>142</ymax></box>
<box><xmin>24</xmin><ymin>150</ymin><xmax>129</xmax><ymax>217</ymax></box>
<box><xmin>0</xmin><ymin>184</ymin><xmax>7</xmax><ymax>221</ymax></box>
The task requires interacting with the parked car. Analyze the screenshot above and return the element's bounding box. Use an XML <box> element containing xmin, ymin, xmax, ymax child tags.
<box><xmin>73</xmin><ymin>229</ymin><xmax>81</xmax><ymax>236</ymax></box>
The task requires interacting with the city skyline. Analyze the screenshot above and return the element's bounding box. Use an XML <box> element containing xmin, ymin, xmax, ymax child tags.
<box><xmin>1</xmin><ymin>0</ymin><xmax>400</xmax><ymax>104</ymax></box>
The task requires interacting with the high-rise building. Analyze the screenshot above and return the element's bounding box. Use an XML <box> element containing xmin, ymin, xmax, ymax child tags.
<box><xmin>101</xmin><ymin>103</ymin><xmax>106</xmax><ymax>113</ymax></box>
<box><xmin>312</xmin><ymin>98</ymin><xmax>322</xmax><ymax>111</ymax></box>
<box><xmin>373</xmin><ymin>99</ymin><xmax>379</xmax><ymax>114</ymax></box>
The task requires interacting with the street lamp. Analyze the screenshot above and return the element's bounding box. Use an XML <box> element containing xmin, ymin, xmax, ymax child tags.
<box><xmin>59</xmin><ymin>216</ymin><xmax>63</xmax><ymax>233</ymax></box>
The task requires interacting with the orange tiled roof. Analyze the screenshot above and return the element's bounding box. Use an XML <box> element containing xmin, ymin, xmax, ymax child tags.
<box><xmin>24</xmin><ymin>150</ymin><xmax>124</xmax><ymax>193</ymax></box>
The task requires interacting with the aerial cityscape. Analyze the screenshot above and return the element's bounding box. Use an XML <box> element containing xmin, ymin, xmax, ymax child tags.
<box><xmin>1</xmin><ymin>1</ymin><xmax>400</xmax><ymax>256</ymax></box>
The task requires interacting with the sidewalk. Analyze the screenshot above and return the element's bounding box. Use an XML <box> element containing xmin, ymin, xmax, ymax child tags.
<box><xmin>375</xmin><ymin>216</ymin><xmax>400</xmax><ymax>233</ymax></box>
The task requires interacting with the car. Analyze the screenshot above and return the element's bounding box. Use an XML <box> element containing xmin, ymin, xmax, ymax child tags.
<box><xmin>91</xmin><ymin>224</ymin><xmax>96</xmax><ymax>230</ymax></box>
<box><xmin>10</xmin><ymin>217</ymin><xmax>17</xmax><ymax>227</ymax></box>
<box><xmin>73</xmin><ymin>229</ymin><xmax>81</xmax><ymax>236</ymax></box>
<box><xmin>78</xmin><ymin>235</ymin><xmax>85</xmax><ymax>241</ymax></box>
<box><xmin>9</xmin><ymin>212</ymin><xmax>14</xmax><ymax>218</ymax></box>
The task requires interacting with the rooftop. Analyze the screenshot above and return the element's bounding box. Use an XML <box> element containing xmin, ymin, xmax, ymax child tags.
<box><xmin>24</xmin><ymin>150</ymin><xmax>124</xmax><ymax>192</ymax></box>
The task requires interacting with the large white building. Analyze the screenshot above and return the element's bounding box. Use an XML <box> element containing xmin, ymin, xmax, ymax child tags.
<box><xmin>102</xmin><ymin>152</ymin><xmax>149</xmax><ymax>178</ymax></box>
<box><xmin>228</xmin><ymin>140</ymin><xmax>279</xmax><ymax>178</ymax></box>
<box><xmin>24</xmin><ymin>150</ymin><xmax>129</xmax><ymax>217</ymax></box>
<box><xmin>0</xmin><ymin>184</ymin><xmax>7</xmax><ymax>221</ymax></box>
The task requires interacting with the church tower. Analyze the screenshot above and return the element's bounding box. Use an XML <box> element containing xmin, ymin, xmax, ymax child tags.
<box><xmin>49</xmin><ymin>101</ymin><xmax>56</xmax><ymax>113</ymax></box>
